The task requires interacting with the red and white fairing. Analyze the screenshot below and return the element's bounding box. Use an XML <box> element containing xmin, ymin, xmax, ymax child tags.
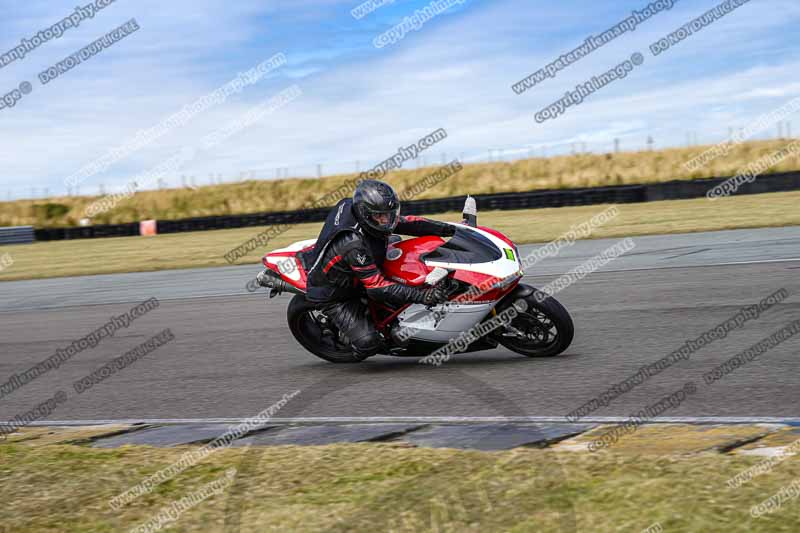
<box><xmin>385</xmin><ymin>225</ymin><xmax>522</xmax><ymax>343</ymax></box>
<box><xmin>262</xmin><ymin>239</ymin><xmax>314</xmax><ymax>292</ymax></box>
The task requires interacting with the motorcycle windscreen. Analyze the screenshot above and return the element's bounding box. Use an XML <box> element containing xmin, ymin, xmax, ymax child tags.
<box><xmin>422</xmin><ymin>227</ymin><xmax>502</xmax><ymax>264</ymax></box>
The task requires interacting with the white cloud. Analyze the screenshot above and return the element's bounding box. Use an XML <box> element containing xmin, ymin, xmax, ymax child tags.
<box><xmin>2</xmin><ymin>0</ymin><xmax>800</xmax><ymax>198</ymax></box>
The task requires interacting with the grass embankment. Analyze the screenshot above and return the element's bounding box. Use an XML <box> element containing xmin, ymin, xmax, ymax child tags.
<box><xmin>2</xmin><ymin>441</ymin><xmax>799</xmax><ymax>532</ymax></box>
<box><xmin>1</xmin><ymin>189</ymin><xmax>799</xmax><ymax>282</ymax></box>
<box><xmin>2</xmin><ymin>139</ymin><xmax>799</xmax><ymax>228</ymax></box>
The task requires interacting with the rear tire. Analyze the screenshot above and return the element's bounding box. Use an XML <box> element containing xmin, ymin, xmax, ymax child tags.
<box><xmin>494</xmin><ymin>287</ymin><xmax>574</xmax><ymax>357</ymax></box>
<box><xmin>287</xmin><ymin>295</ymin><xmax>368</xmax><ymax>363</ymax></box>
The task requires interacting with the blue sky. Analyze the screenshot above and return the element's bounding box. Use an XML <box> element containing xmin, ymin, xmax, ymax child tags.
<box><xmin>1</xmin><ymin>0</ymin><xmax>798</xmax><ymax>198</ymax></box>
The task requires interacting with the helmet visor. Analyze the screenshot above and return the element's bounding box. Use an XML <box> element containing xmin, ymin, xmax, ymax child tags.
<box><xmin>367</xmin><ymin>206</ymin><xmax>400</xmax><ymax>233</ymax></box>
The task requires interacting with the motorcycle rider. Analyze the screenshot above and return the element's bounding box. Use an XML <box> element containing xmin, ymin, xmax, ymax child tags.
<box><xmin>302</xmin><ymin>179</ymin><xmax>455</xmax><ymax>361</ymax></box>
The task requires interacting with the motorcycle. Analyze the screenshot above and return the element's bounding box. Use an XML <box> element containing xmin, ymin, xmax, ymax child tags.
<box><xmin>255</xmin><ymin>197</ymin><xmax>574</xmax><ymax>363</ymax></box>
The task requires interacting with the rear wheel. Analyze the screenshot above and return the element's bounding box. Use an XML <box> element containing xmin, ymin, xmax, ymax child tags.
<box><xmin>494</xmin><ymin>287</ymin><xmax>574</xmax><ymax>357</ymax></box>
<box><xmin>287</xmin><ymin>295</ymin><xmax>367</xmax><ymax>363</ymax></box>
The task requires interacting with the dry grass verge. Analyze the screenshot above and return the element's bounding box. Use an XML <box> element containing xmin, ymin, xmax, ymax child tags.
<box><xmin>1</xmin><ymin>441</ymin><xmax>798</xmax><ymax>532</ymax></box>
<box><xmin>3</xmin><ymin>139</ymin><xmax>799</xmax><ymax>227</ymax></box>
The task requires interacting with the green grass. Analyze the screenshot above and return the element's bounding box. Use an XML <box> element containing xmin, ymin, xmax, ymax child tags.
<box><xmin>1</xmin><ymin>190</ymin><xmax>799</xmax><ymax>282</ymax></box>
<box><xmin>2</xmin><ymin>139</ymin><xmax>799</xmax><ymax>228</ymax></box>
<box><xmin>2</xmin><ymin>441</ymin><xmax>800</xmax><ymax>532</ymax></box>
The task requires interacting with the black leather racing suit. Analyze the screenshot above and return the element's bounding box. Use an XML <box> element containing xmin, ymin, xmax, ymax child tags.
<box><xmin>300</xmin><ymin>198</ymin><xmax>455</xmax><ymax>358</ymax></box>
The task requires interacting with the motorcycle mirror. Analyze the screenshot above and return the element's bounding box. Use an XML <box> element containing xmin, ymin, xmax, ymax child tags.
<box><xmin>462</xmin><ymin>195</ymin><xmax>477</xmax><ymax>227</ymax></box>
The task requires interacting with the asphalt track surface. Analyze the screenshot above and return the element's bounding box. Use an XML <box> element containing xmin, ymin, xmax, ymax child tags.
<box><xmin>1</xmin><ymin>226</ymin><xmax>799</xmax><ymax>422</ymax></box>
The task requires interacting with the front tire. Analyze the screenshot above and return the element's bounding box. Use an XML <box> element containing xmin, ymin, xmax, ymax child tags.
<box><xmin>494</xmin><ymin>286</ymin><xmax>574</xmax><ymax>357</ymax></box>
<box><xmin>287</xmin><ymin>295</ymin><xmax>368</xmax><ymax>363</ymax></box>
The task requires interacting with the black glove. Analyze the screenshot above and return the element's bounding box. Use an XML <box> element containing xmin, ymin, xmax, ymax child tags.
<box><xmin>419</xmin><ymin>286</ymin><xmax>448</xmax><ymax>306</ymax></box>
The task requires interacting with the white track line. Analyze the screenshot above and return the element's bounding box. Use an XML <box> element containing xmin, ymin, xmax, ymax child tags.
<box><xmin>21</xmin><ymin>416</ymin><xmax>800</xmax><ymax>426</ymax></box>
<box><xmin>710</xmin><ymin>258</ymin><xmax>800</xmax><ymax>266</ymax></box>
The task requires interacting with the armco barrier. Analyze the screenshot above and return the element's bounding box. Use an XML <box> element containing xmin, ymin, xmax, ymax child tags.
<box><xmin>32</xmin><ymin>170</ymin><xmax>800</xmax><ymax>241</ymax></box>
<box><xmin>154</xmin><ymin>207</ymin><xmax>332</xmax><ymax>235</ymax></box>
<box><xmin>645</xmin><ymin>171</ymin><xmax>800</xmax><ymax>201</ymax></box>
<box><xmin>0</xmin><ymin>226</ymin><xmax>35</xmax><ymax>245</ymax></box>
<box><xmin>35</xmin><ymin>222</ymin><xmax>139</xmax><ymax>241</ymax></box>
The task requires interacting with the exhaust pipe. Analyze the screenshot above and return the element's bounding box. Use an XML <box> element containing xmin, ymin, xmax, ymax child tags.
<box><xmin>256</xmin><ymin>269</ymin><xmax>305</xmax><ymax>297</ymax></box>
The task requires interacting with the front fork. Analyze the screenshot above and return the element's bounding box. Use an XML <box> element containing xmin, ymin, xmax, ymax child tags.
<box><xmin>494</xmin><ymin>283</ymin><xmax>535</xmax><ymax>313</ymax></box>
<box><xmin>489</xmin><ymin>283</ymin><xmax>535</xmax><ymax>335</ymax></box>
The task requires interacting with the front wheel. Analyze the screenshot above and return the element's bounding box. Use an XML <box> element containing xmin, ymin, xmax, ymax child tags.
<box><xmin>493</xmin><ymin>286</ymin><xmax>574</xmax><ymax>357</ymax></box>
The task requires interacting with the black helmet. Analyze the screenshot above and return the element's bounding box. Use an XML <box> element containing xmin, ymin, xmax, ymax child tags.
<box><xmin>353</xmin><ymin>179</ymin><xmax>400</xmax><ymax>238</ymax></box>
